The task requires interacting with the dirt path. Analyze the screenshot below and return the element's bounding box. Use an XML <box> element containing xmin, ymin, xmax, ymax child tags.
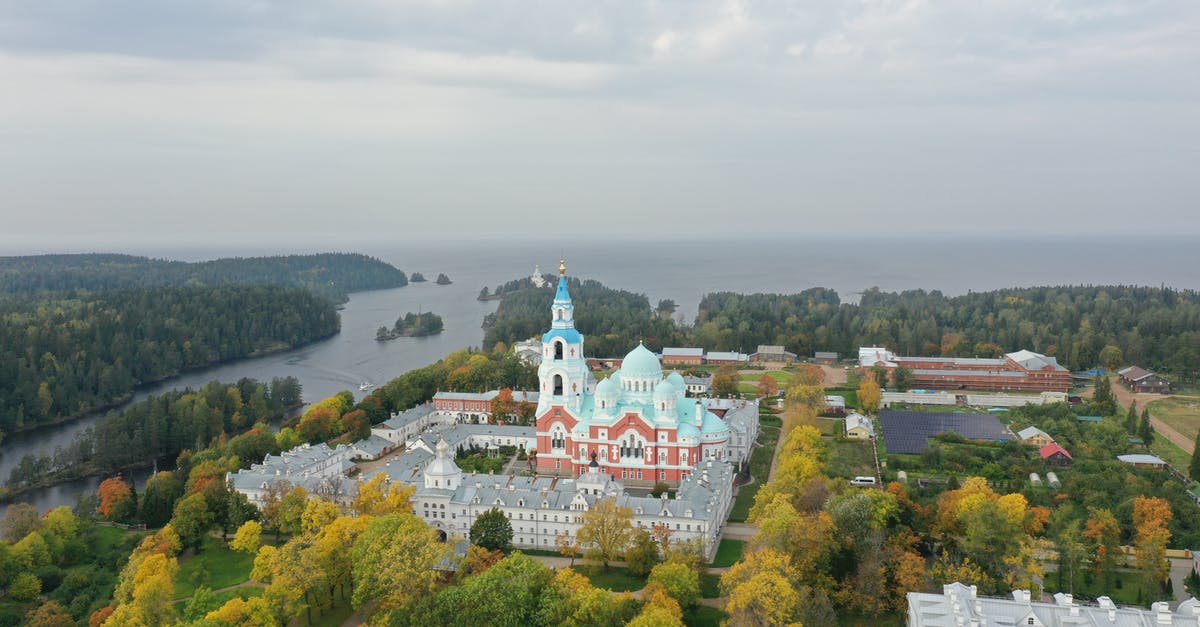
<box><xmin>174</xmin><ymin>579</ymin><xmax>260</xmax><ymax>603</ymax></box>
<box><xmin>1106</xmin><ymin>384</ymin><xmax>1194</xmax><ymax>454</ymax></box>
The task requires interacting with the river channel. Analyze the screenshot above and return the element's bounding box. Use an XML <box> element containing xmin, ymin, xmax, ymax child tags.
<box><xmin>0</xmin><ymin>279</ymin><xmax>500</xmax><ymax>515</ymax></box>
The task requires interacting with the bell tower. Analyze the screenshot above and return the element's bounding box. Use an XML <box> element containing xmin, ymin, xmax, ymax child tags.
<box><xmin>537</xmin><ymin>260</ymin><xmax>589</xmax><ymax>413</ymax></box>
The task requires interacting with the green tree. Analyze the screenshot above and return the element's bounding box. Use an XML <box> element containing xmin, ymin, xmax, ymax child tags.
<box><xmin>625</xmin><ymin>528</ymin><xmax>661</xmax><ymax>578</ymax></box>
<box><xmin>1139</xmin><ymin>407</ymin><xmax>1154</xmax><ymax>444</ymax></box>
<box><xmin>648</xmin><ymin>561</ymin><xmax>701</xmax><ymax>608</ymax></box>
<box><xmin>171</xmin><ymin>492</ymin><xmax>214</xmax><ymax>551</ymax></box>
<box><xmin>351</xmin><ymin>514</ymin><xmax>450</xmax><ymax>611</ymax></box>
<box><xmin>9</xmin><ymin>571</ymin><xmax>42</xmax><ymax>601</ymax></box>
<box><xmin>1099</xmin><ymin>345</ymin><xmax>1124</xmax><ymax>372</ymax></box>
<box><xmin>892</xmin><ymin>365</ymin><xmax>915</xmax><ymax>392</ymax></box>
<box><xmin>1125</xmin><ymin>401</ymin><xmax>1139</xmax><ymax>435</ymax></box>
<box><xmin>469</xmin><ymin>507</ymin><xmax>513</xmax><ymax>552</ymax></box>
<box><xmin>871</xmin><ymin>365</ymin><xmax>889</xmax><ymax>389</ymax></box>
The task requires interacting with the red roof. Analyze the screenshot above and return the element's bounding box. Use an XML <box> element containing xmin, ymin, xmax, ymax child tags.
<box><xmin>1039</xmin><ymin>443</ymin><xmax>1073</xmax><ymax>460</ymax></box>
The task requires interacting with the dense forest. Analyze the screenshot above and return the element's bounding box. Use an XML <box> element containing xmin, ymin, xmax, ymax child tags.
<box><xmin>483</xmin><ymin>277</ymin><xmax>686</xmax><ymax>357</ymax></box>
<box><xmin>0</xmin><ymin>252</ymin><xmax>406</xmax><ymax>303</ymax></box>
<box><xmin>0</xmin><ymin>286</ymin><xmax>337</xmax><ymax>434</ymax></box>
<box><xmin>3</xmin><ymin>377</ymin><xmax>301</xmax><ymax>496</ymax></box>
<box><xmin>485</xmin><ymin>280</ymin><xmax>1200</xmax><ymax>380</ymax></box>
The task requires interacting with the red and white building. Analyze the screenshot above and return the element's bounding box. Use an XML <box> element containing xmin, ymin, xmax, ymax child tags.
<box><xmin>535</xmin><ymin>264</ymin><xmax>751</xmax><ymax>487</ymax></box>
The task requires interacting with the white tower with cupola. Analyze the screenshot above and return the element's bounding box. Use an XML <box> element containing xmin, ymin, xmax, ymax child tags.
<box><xmin>537</xmin><ymin>260</ymin><xmax>593</xmax><ymax>414</ymax></box>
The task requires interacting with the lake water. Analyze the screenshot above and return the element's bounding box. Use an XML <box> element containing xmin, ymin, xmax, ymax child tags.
<box><xmin>4</xmin><ymin>234</ymin><xmax>1198</xmax><ymax>514</ymax></box>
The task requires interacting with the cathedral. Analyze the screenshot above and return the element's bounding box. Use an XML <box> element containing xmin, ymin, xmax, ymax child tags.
<box><xmin>535</xmin><ymin>261</ymin><xmax>740</xmax><ymax>486</ymax></box>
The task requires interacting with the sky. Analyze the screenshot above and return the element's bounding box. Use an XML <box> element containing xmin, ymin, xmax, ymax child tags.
<box><xmin>1</xmin><ymin>0</ymin><xmax>1198</xmax><ymax>248</ymax></box>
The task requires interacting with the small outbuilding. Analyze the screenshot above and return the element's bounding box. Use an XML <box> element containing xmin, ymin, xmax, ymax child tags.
<box><xmin>1117</xmin><ymin>453</ymin><xmax>1167</xmax><ymax>470</ymax></box>
<box><xmin>814</xmin><ymin>351</ymin><xmax>838</xmax><ymax>365</ymax></box>
<box><xmin>750</xmin><ymin>345</ymin><xmax>797</xmax><ymax>364</ymax></box>
<box><xmin>845</xmin><ymin>413</ymin><xmax>875</xmax><ymax>439</ymax></box>
<box><xmin>1039</xmin><ymin>443</ymin><xmax>1073</xmax><ymax>467</ymax></box>
<box><xmin>1017</xmin><ymin>426</ymin><xmax>1055</xmax><ymax>447</ymax></box>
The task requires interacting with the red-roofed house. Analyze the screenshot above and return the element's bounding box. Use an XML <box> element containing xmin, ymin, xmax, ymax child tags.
<box><xmin>1039</xmin><ymin>443</ymin><xmax>1073</xmax><ymax>467</ymax></box>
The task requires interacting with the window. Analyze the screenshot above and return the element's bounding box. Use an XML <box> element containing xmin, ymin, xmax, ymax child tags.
<box><xmin>553</xmin><ymin>374</ymin><xmax>564</xmax><ymax>395</ymax></box>
<box><xmin>554</xmin><ymin>341</ymin><xmax>564</xmax><ymax>359</ymax></box>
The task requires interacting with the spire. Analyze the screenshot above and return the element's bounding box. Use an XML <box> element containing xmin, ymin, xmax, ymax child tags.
<box><xmin>559</xmin><ymin>258</ymin><xmax>566</xmax><ymax>277</ymax></box>
<box><xmin>435</xmin><ymin>434</ymin><xmax>449</xmax><ymax>458</ymax></box>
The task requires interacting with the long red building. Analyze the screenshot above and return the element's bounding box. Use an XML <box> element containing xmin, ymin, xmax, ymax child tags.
<box><xmin>858</xmin><ymin>347</ymin><xmax>1070</xmax><ymax>393</ymax></box>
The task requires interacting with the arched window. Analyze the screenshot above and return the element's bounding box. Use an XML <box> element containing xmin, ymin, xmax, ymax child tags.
<box><xmin>554</xmin><ymin>341</ymin><xmax>564</xmax><ymax>360</ymax></box>
<box><xmin>553</xmin><ymin>374</ymin><xmax>563</xmax><ymax>395</ymax></box>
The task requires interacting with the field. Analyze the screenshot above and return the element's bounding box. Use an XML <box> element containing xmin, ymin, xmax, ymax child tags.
<box><xmin>1149</xmin><ymin>397</ymin><xmax>1200</xmax><ymax>441</ymax></box>
<box><xmin>572</xmin><ymin>565</ymin><xmax>645</xmax><ymax>592</ymax></box>
<box><xmin>728</xmin><ymin>426</ymin><xmax>781</xmax><ymax>522</ymax></box>
<box><xmin>825</xmin><ymin>389</ymin><xmax>859</xmax><ymax>409</ymax></box>
<box><xmin>826</xmin><ymin>438</ymin><xmax>877</xmax><ymax>480</ymax></box>
<box><xmin>174</xmin><ymin>536</ymin><xmax>256</xmax><ymax>599</ymax></box>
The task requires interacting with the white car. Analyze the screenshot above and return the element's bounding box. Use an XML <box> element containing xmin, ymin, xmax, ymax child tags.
<box><xmin>850</xmin><ymin>476</ymin><xmax>877</xmax><ymax>486</ymax></box>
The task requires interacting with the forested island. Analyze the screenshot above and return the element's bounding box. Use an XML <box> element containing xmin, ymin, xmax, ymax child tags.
<box><xmin>485</xmin><ymin>281</ymin><xmax>1200</xmax><ymax>380</ymax></box>
<box><xmin>0</xmin><ymin>252</ymin><xmax>407</xmax><ymax>303</ymax></box>
<box><xmin>410</xmin><ymin>272</ymin><xmax>426</xmax><ymax>282</ymax></box>
<box><xmin>435</xmin><ymin>273</ymin><xmax>452</xmax><ymax>285</ymax></box>
<box><xmin>375</xmin><ymin>312</ymin><xmax>444</xmax><ymax>341</ymax></box>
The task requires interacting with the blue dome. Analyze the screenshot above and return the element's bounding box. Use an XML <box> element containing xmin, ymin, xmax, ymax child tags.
<box><xmin>596</xmin><ymin>376</ymin><xmax>618</xmax><ymax>397</ymax></box>
<box><xmin>666</xmin><ymin>372</ymin><xmax>686</xmax><ymax>390</ymax></box>
<box><xmin>654</xmin><ymin>380</ymin><xmax>675</xmax><ymax>400</ymax></box>
<box><xmin>621</xmin><ymin>343</ymin><xmax>662</xmax><ymax>378</ymax></box>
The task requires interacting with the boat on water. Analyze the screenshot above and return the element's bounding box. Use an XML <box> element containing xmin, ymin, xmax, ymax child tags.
<box><xmin>359</xmin><ymin>381</ymin><xmax>374</xmax><ymax>391</ymax></box>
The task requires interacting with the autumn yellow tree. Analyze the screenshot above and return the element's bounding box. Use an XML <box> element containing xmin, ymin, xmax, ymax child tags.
<box><xmin>352</xmin><ymin>472</ymin><xmax>415</xmax><ymax>516</ymax></box>
<box><xmin>97</xmin><ymin>475</ymin><xmax>135</xmax><ymax>521</ymax></box>
<box><xmin>721</xmin><ymin>548</ymin><xmax>802</xmax><ymax>626</ymax></box>
<box><xmin>858</xmin><ymin>377</ymin><xmax>882</xmax><ymax>413</ymax></box>
<box><xmin>577</xmin><ymin>497</ymin><xmax>634</xmax><ymax>568</ymax></box>
<box><xmin>556</xmin><ymin>531</ymin><xmax>580</xmax><ymax>567</ymax></box>
<box><xmin>1133</xmin><ymin>496</ymin><xmax>1173</xmax><ymax>591</ymax></box>
<box><xmin>1082</xmin><ymin>508</ymin><xmax>1123</xmax><ymax>585</ymax></box>
<box><xmin>104</xmin><ymin>552</ymin><xmax>179</xmax><ymax>626</ymax></box>
<box><xmin>205</xmin><ymin>596</ymin><xmax>276</xmax><ymax>626</ymax></box>
<box><xmin>231</xmin><ymin>520</ymin><xmax>264</xmax><ymax>555</ymax></box>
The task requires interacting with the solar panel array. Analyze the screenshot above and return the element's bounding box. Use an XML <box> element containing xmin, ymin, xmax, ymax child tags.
<box><xmin>878</xmin><ymin>409</ymin><xmax>1013</xmax><ymax>454</ymax></box>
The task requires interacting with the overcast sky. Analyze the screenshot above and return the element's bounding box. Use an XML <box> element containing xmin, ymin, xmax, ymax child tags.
<box><xmin>1</xmin><ymin>1</ymin><xmax>1197</xmax><ymax>247</ymax></box>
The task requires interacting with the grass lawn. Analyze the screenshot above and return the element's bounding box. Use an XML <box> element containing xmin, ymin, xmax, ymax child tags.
<box><xmin>825</xmin><ymin>389</ymin><xmax>859</xmax><ymax>409</ymax></box>
<box><xmin>729</xmin><ymin>426</ymin><xmax>781</xmax><ymax>522</ymax></box>
<box><xmin>699</xmin><ymin>573</ymin><xmax>722</xmax><ymax>599</ymax></box>
<box><xmin>684</xmin><ymin>605</ymin><xmax>728</xmax><ymax>627</ymax></box>
<box><xmin>1149</xmin><ymin>435</ymin><xmax>1192</xmax><ymax>476</ymax></box>
<box><xmin>1150</xmin><ymin>397</ymin><xmax>1200</xmax><ymax>441</ymax></box>
<box><xmin>572</xmin><ymin>565</ymin><xmax>646</xmax><ymax>592</ymax></box>
<box><xmin>710</xmin><ymin>539</ymin><xmax>744</xmax><ymax>568</ymax></box>
<box><xmin>736</xmin><ymin>382</ymin><xmax>760</xmax><ymax>396</ymax></box>
<box><xmin>1045</xmin><ymin>569</ymin><xmax>1146</xmax><ymax>606</ymax></box>
<box><xmin>816</xmin><ymin>418</ymin><xmax>841</xmax><ymax>437</ymax></box>
<box><xmin>174</xmin><ymin>536</ymin><xmax>256</xmax><ymax>600</ymax></box>
<box><xmin>738</xmin><ymin>371</ymin><xmax>793</xmax><ymax>383</ymax></box>
<box><xmin>826</xmin><ymin>438</ymin><xmax>877</xmax><ymax>480</ymax></box>
<box><xmin>759</xmin><ymin>415</ymin><xmax>781</xmax><ymax>427</ymax></box>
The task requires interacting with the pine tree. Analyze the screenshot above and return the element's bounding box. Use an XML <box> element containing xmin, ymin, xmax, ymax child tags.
<box><xmin>1139</xmin><ymin>408</ymin><xmax>1154</xmax><ymax>444</ymax></box>
<box><xmin>1190</xmin><ymin>431</ymin><xmax>1200</xmax><ymax>480</ymax></box>
<box><xmin>1126</xmin><ymin>401</ymin><xmax>1138</xmax><ymax>434</ymax></box>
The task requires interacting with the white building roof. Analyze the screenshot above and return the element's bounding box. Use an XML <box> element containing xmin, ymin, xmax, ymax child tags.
<box><xmin>663</xmin><ymin>347</ymin><xmax>704</xmax><ymax>358</ymax></box>
<box><xmin>1017</xmin><ymin>426</ymin><xmax>1052</xmax><ymax>442</ymax></box>
<box><xmin>909</xmin><ymin>582</ymin><xmax>1200</xmax><ymax>627</ymax></box>
<box><xmin>844</xmin><ymin>413</ymin><xmax>874</xmax><ymax>437</ymax></box>
<box><xmin>1117</xmin><ymin>454</ymin><xmax>1167</xmax><ymax>465</ymax></box>
<box><xmin>705</xmin><ymin>351</ymin><xmax>747</xmax><ymax>362</ymax></box>
<box><xmin>858</xmin><ymin>346</ymin><xmax>896</xmax><ymax>368</ymax></box>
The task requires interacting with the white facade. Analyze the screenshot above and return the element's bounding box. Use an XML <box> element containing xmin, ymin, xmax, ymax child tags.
<box><xmin>909</xmin><ymin>582</ymin><xmax>1200</xmax><ymax>627</ymax></box>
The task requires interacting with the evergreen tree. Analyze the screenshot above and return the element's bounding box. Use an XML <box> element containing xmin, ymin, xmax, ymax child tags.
<box><xmin>1190</xmin><ymin>431</ymin><xmax>1200</xmax><ymax>480</ymax></box>
<box><xmin>1139</xmin><ymin>407</ymin><xmax>1154</xmax><ymax>444</ymax></box>
<box><xmin>1126</xmin><ymin>401</ymin><xmax>1139</xmax><ymax>434</ymax></box>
